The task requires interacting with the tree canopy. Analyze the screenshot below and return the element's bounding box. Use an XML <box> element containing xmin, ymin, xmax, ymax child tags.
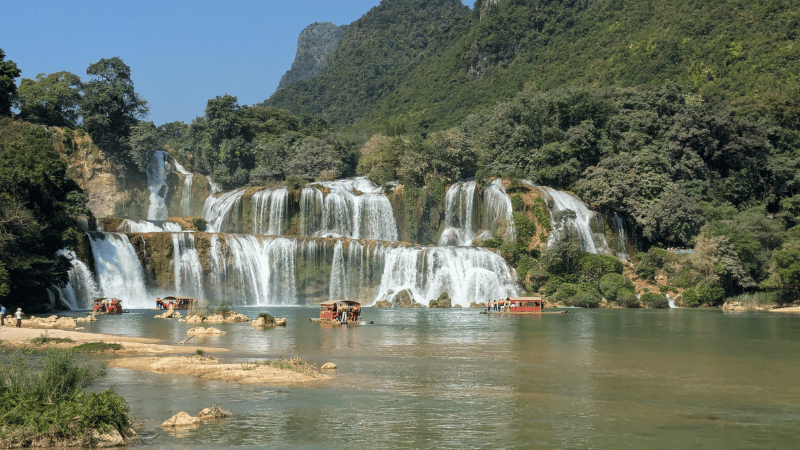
<box><xmin>0</xmin><ymin>49</ymin><xmax>21</xmax><ymax>117</ymax></box>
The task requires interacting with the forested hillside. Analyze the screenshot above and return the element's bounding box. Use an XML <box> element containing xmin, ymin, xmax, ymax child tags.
<box><xmin>267</xmin><ymin>0</ymin><xmax>800</xmax><ymax>132</ymax></box>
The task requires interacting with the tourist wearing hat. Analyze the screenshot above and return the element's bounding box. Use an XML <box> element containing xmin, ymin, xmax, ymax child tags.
<box><xmin>15</xmin><ymin>308</ymin><xmax>23</xmax><ymax>328</ymax></box>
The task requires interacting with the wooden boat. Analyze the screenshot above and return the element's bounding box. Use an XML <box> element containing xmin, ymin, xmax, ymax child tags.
<box><xmin>480</xmin><ymin>297</ymin><xmax>567</xmax><ymax>315</ymax></box>
<box><xmin>92</xmin><ymin>297</ymin><xmax>123</xmax><ymax>314</ymax></box>
<box><xmin>310</xmin><ymin>300</ymin><xmax>365</xmax><ymax>325</ymax></box>
<box><xmin>156</xmin><ymin>296</ymin><xmax>198</xmax><ymax>310</ymax></box>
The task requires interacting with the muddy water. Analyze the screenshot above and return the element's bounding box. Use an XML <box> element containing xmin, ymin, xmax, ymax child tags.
<box><xmin>75</xmin><ymin>307</ymin><xmax>799</xmax><ymax>449</ymax></box>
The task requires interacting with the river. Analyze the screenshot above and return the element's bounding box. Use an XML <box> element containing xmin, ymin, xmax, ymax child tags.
<box><xmin>74</xmin><ymin>307</ymin><xmax>799</xmax><ymax>449</ymax></box>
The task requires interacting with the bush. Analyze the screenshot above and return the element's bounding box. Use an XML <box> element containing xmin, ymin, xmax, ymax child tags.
<box><xmin>191</xmin><ymin>217</ymin><xmax>207</xmax><ymax>232</ymax></box>
<box><xmin>212</xmin><ymin>302</ymin><xmax>233</xmax><ymax>318</ymax></box>
<box><xmin>617</xmin><ymin>292</ymin><xmax>640</xmax><ymax>308</ymax></box>
<box><xmin>0</xmin><ymin>349</ymin><xmax>132</xmax><ymax>447</ymax></box>
<box><xmin>258</xmin><ymin>312</ymin><xmax>275</xmax><ymax>324</ymax></box>
<box><xmin>635</xmin><ymin>247</ymin><xmax>669</xmax><ymax>280</ymax></box>
<box><xmin>598</xmin><ymin>273</ymin><xmax>634</xmax><ymax>303</ymax></box>
<box><xmin>640</xmin><ymin>292</ymin><xmax>669</xmax><ymax>309</ymax></box>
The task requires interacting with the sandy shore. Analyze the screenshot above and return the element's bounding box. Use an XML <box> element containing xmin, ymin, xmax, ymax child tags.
<box><xmin>0</xmin><ymin>326</ymin><xmax>222</xmax><ymax>355</ymax></box>
<box><xmin>0</xmin><ymin>326</ymin><xmax>330</xmax><ymax>385</ymax></box>
<box><xmin>770</xmin><ymin>305</ymin><xmax>800</xmax><ymax>313</ymax></box>
<box><xmin>108</xmin><ymin>356</ymin><xmax>330</xmax><ymax>384</ymax></box>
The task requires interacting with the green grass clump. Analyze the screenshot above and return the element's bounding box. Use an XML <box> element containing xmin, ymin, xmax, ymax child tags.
<box><xmin>212</xmin><ymin>302</ymin><xmax>233</xmax><ymax>318</ymax></box>
<box><xmin>70</xmin><ymin>342</ymin><xmax>123</xmax><ymax>353</ymax></box>
<box><xmin>246</xmin><ymin>357</ymin><xmax>320</xmax><ymax>377</ymax></box>
<box><xmin>29</xmin><ymin>335</ymin><xmax>74</xmax><ymax>346</ymax></box>
<box><xmin>258</xmin><ymin>312</ymin><xmax>276</xmax><ymax>324</ymax></box>
<box><xmin>0</xmin><ymin>349</ymin><xmax>133</xmax><ymax>447</ymax></box>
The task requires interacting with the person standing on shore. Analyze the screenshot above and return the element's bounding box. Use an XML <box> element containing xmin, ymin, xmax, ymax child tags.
<box><xmin>1</xmin><ymin>304</ymin><xmax>5</xmax><ymax>327</ymax></box>
<box><xmin>15</xmin><ymin>307</ymin><xmax>23</xmax><ymax>328</ymax></box>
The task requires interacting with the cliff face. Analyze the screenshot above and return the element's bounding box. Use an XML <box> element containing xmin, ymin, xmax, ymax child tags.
<box><xmin>61</xmin><ymin>130</ymin><xmax>149</xmax><ymax>218</ymax></box>
<box><xmin>276</xmin><ymin>22</ymin><xmax>350</xmax><ymax>91</ymax></box>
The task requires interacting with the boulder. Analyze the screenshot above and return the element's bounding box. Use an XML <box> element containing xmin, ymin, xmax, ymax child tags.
<box><xmin>187</xmin><ymin>327</ymin><xmax>226</xmax><ymax>336</ymax></box>
<box><xmin>469</xmin><ymin>302</ymin><xmax>487</xmax><ymax>308</ymax></box>
<box><xmin>185</xmin><ymin>312</ymin><xmax>249</xmax><ymax>324</ymax></box>
<box><xmin>161</xmin><ymin>411</ymin><xmax>199</xmax><ymax>428</ymax></box>
<box><xmin>155</xmin><ymin>308</ymin><xmax>182</xmax><ymax>319</ymax></box>
<box><xmin>392</xmin><ymin>289</ymin><xmax>424</xmax><ymax>308</ymax></box>
<box><xmin>76</xmin><ymin>314</ymin><xmax>97</xmax><ymax>322</ymax></box>
<box><xmin>321</xmin><ymin>362</ymin><xmax>337</xmax><ymax>370</ymax></box>
<box><xmin>91</xmin><ymin>428</ymin><xmax>128</xmax><ymax>447</ymax></box>
<box><xmin>251</xmin><ymin>316</ymin><xmax>287</xmax><ymax>327</ymax></box>
<box><xmin>373</xmin><ymin>300</ymin><xmax>392</xmax><ymax>308</ymax></box>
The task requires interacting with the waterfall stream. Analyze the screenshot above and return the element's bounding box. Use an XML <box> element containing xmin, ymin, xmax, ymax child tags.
<box><xmin>145</xmin><ymin>151</ymin><xmax>170</xmax><ymax>221</ymax></box>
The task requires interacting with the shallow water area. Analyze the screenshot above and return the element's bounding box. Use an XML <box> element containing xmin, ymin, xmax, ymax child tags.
<box><xmin>72</xmin><ymin>307</ymin><xmax>800</xmax><ymax>449</ymax></box>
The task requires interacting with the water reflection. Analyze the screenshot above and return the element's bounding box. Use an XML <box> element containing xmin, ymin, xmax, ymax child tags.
<box><xmin>66</xmin><ymin>307</ymin><xmax>800</xmax><ymax>449</ymax></box>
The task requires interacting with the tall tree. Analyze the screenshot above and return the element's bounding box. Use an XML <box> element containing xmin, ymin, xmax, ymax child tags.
<box><xmin>0</xmin><ymin>49</ymin><xmax>21</xmax><ymax>117</ymax></box>
<box><xmin>80</xmin><ymin>57</ymin><xmax>149</xmax><ymax>162</ymax></box>
<box><xmin>17</xmin><ymin>71</ymin><xmax>82</xmax><ymax>127</ymax></box>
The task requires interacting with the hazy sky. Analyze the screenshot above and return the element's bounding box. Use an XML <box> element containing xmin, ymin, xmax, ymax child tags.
<box><xmin>4</xmin><ymin>0</ymin><xmax>472</xmax><ymax>125</ymax></box>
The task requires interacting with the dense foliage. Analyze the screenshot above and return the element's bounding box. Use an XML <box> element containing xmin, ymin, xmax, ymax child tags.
<box><xmin>0</xmin><ymin>349</ymin><xmax>132</xmax><ymax>447</ymax></box>
<box><xmin>0</xmin><ymin>118</ymin><xmax>89</xmax><ymax>311</ymax></box>
<box><xmin>0</xmin><ymin>49</ymin><xmax>21</xmax><ymax>117</ymax></box>
<box><xmin>269</xmin><ymin>0</ymin><xmax>800</xmax><ymax>133</ymax></box>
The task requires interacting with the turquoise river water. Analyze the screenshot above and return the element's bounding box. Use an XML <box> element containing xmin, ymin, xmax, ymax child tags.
<box><xmin>66</xmin><ymin>307</ymin><xmax>800</xmax><ymax>449</ymax></box>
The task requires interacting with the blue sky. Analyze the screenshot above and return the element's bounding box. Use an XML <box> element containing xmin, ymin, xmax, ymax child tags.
<box><xmin>4</xmin><ymin>0</ymin><xmax>472</xmax><ymax>126</ymax></box>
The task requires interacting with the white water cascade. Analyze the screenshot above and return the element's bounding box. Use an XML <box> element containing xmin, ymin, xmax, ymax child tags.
<box><xmin>252</xmin><ymin>187</ymin><xmax>288</xmax><ymax>235</ymax></box>
<box><xmin>203</xmin><ymin>188</ymin><xmax>246</xmax><ymax>233</ymax></box>
<box><xmin>535</xmin><ymin>186</ymin><xmax>611</xmax><ymax>254</ymax></box>
<box><xmin>439</xmin><ymin>181</ymin><xmax>478</xmax><ymax>246</ymax></box>
<box><xmin>481</xmin><ymin>179</ymin><xmax>516</xmax><ymax>242</ymax></box>
<box><xmin>610</xmin><ymin>214</ymin><xmax>630</xmax><ymax>261</ymax></box>
<box><xmin>306</xmin><ymin>178</ymin><xmax>398</xmax><ymax>241</ymax></box>
<box><xmin>374</xmin><ymin>246</ymin><xmax>520</xmax><ymax>306</ymax></box>
<box><xmin>208</xmin><ymin>235</ymin><xmax>298</xmax><ymax>305</ymax></box>
<box><xmin>86</xmin><ymin>232</ymin><xmax>150</xmax><ymax>308</ymax></box>
<box><xmin>55</xmin><ymin>249</ymin><xmax>100</xmax><ymax>310</ymax></box>
<box><xmin>171</xmin><ymin>233</ymin><xmax>205</xmax><ymax>299</ymax></box>
<box><xmin>146</xmin><ymin>151</ymin><xmax>170</xmax><ymax>220</ymax></box>
<box><xmin>117</xmin><ymin>219</ymin><xmax>184</xmax><ymax>233</ymax></box>
<box><xmin>172</xmin><ymin>158</ymin><xmax>195</xmax><ymax>217</ymax></box>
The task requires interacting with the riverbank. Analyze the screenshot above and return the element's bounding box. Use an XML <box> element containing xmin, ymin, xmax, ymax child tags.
<box><xmin>0</xmin><ymin>326</ymin><xmax>329</xmax><ymax>385</ymax></box>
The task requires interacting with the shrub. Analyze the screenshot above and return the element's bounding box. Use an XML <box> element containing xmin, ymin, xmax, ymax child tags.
<box><xmin>617</xmin><ymin>292</ymin><xmax>640</xmax><ymax>308</ymax></box>
<box><xmin>640</xmin><ymin>292</ymin><xmax>669</xmax><ymax>309</ymax></box>
<box><xmin>598</xmin><ymin>273</ymin><xmax>634</xmax><ymax>303</ymax></box>
<box><xmin>212</xmin><ymin>302</ymin><xmax>233</xmax><ymax>318</ymax></box>
<box><xmin>191</xmin><ymin>217</ymin><xmax>207</xmax><ymax>232</ymax></box>
<box><xmin>258</xmin><ymin>312</ymin><xmax>276</xmax><ymax>324</ymax></box>
<box><xmin>0</xmin><ymin>349</ymin><xmax>132</xmax><ymax>447</ymax></box>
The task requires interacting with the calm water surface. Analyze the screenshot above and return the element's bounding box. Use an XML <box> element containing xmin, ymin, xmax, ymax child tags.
<box><xmin>72</xmin><ymin>307</ymin><xmax>800</xmax><ymax>449</ymax></box>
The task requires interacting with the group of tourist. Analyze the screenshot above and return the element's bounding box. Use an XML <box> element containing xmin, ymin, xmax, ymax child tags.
<box><xmin>487</xmin><ymin>299</ymin><xmax>511</xmax><ymax>312</ymax></box>
<box><xmin>331</xmin><ymin>302</ymin><xmax>361</xmax><ymax>323</ymax></box>
<box><xmin>0</xmin><ymin>304</ymin><xmax>23</xmax><ymax>327</ymax></box>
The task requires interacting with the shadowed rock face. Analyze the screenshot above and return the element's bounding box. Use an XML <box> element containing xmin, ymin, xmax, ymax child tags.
<box><xmin>276</xmin><ymin>22</ymin><xmax>350</xmax><ymax>91</ymax></box>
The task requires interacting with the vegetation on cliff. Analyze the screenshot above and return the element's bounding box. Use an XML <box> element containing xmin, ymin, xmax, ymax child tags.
<box><xmin>0</xmin><ymin>118</ymin><xmax>90</xmax><ymax>311</ymax></box>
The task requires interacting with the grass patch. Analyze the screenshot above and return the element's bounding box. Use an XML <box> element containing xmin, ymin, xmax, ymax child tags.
<box><xmin>70</xmin><ymin>342</ymin><xmax>123</xmax><ymax>353</ymax></box>
<box><xmin>245</xmin><ymin>356</ymin><xmax>320</xmax><ymax>377</ymax></box>
<box><xmin>258</xmin><ymin>312</ymin><xmax>275</xmax><ymax>325</ymax></box>
<box><xmin>0</xmin><ymin>349</ymin><xmax>133</xmax><ymax>447</ymax></box>
<box><xmin>29</xmin><ymin>335</ymin><xmax>74</xmax><ymax>346</ymax></box>
<box><xmin>726</xmin><ymin>292</ymin><xmax>780</xmax><ymax>308</ymax></box>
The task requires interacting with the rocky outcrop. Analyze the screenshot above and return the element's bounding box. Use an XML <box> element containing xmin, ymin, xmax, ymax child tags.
<box><xmin>161</xmin><ymin>411</ymin><xmax>199</xmax><ymax>428</ymax></box>
<box><xmin>187</xmin><ymin>327</ymin><xmax>226</xmax><ymax>336</ymax></box>
<box><xmin>722</xmin><ymin>301</ymin><xmax>776</xmax><ymax>312</ymax></box>
<box><xmin>373</xmin><ymin>300</ymin><xmax>392</xmax><ymax>307</ymax></box>
<box><xmin>155</xmin><ymin>307</ymin><xmax>182</xmax><ymax>319</ymax></box>
<box><xmin>27</xmin><ymin>315</ymin><xmax>78</xmax><ymax>328</ymax></box>
<box><xmin>321</xmin><ymin>362</ymin><xmax>337</xmax><ymax>370</ymax></box>
<box><xmin>429</xmin><ymin>292</ymin><xmax>452</xmax><ymax>308</ymax></box>
<box><xmin>391</xmin><ymin>289</ymin><xmax>424</xmax><ymax>308</ymax></box>
<box><xmin>277</xmin><ymin>22</ymin><xmax>350</xmax><ymax>91</ymax></box>
<box><xmin>184</xmin><ymin>312</ymin><xmax>249</xmax><ymax>324</ymax></box>
<box><xmin>251</xmin><ymin>316</ymin><xmax>287</xmax><ymax>327</ymax></box>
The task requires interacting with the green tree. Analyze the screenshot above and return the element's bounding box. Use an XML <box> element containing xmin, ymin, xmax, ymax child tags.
<box><xmin>126</xmin><ymin>121</ymin><xmax>162</xmax><ymax>172</ymax></box>
<box><xmin>80</xmin><ymin>57</ymin><xmax>149</xmax><ymax>161</ymax></box>
<box><xmin>0</xmin><ymin>118</ymin><xmax>88</xmax><ymax>310</ymax></box>
<box><xmin>0</xmin><ymin>49</ymin><xmax>21</xmax><ymax>117</ymax></box>
<box><xmin>17</xmin><ymin>71</ymin><xmax>82</xmax><ymax>127</ymax></box>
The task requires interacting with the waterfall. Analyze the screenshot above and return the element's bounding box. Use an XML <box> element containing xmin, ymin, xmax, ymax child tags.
<box><xmin>252</xmin><ymin>187</ymin><xmax>288</xmax><ymax>235</ymax></box>
<box><xmin>309</xmin><ymin>178</ymin><xmax>398</xmax><ymax>241</ymax></box>
<box><xmin>146</xmin><ymin>150</ymin><xmax>169</xmax><ymax>220</ymax></box>
<box><xmin>535</xmin><ymin>186</ymin><xmax>611</xmax><ymax>254</ymax></box>
<box><xmin>172</xmin><ymin>158</ymin><xmax>195</xmax><ymax>217</ymax></box>
<box><xmin>374</xmin><ymin>246</ymin><xmax>520</xmax><ymax>307</ymax></box>
<box><xmin>118</xmin><ymin>219</ymin><xmax>183</xmax><ymax>233</ymax></box>
<box><xmin>480</xmin><ymin>179</ymin><xmax>516</xmax><ymax>242</ymax></box>
<box><xmin>610</xmin><ymin>214</ymin><xmax>630</xmax><ymax>261</ymax></box>
<box><xmin>55</xmin><ymin>249</ymin><xmax>99</xmax><ymax>310</ymax></box>
<box><xmin>203</xmin><ymin>188</ymin><xmax>245</xmax><ymax>233</ymax></box>
<box><xmin>208</xmin><ymin>235</ymin><xmax>298</xmax><ymax>305</ymax></box>
<box><xmin>86</xmin><ymin>231</ymin><xmax>150</xmax><ymax>308</ymax></box>
<box><xmin>300</xmin><ymin>187</ymin><xmax>324</xmax><ymax>236</ymax></box>
<box><xmin>171</xmin><ymin>232</ymin><xmax>205</xmax><ymax>299</ymax></box>
<box><xmin>439</xmin><ymin>181</ymin><xmax>478</xmax><ymax>246</ymax></box>
<box><xmin>439</xmin><ymin>179</ymin><xmax>516</xmax><ymax>246</ymax></box>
